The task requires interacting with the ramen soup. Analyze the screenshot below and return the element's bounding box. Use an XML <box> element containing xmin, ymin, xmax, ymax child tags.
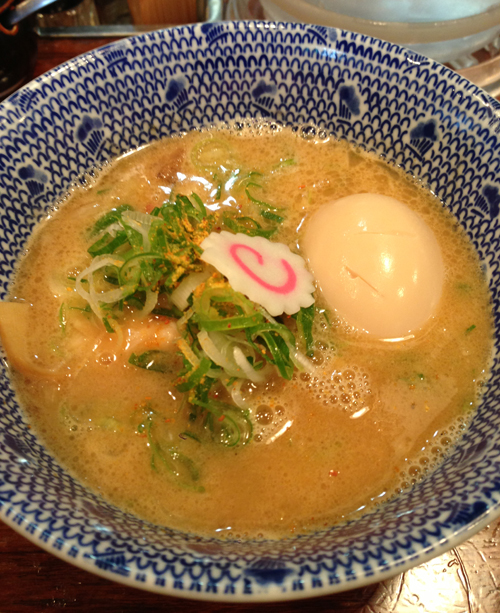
<box><xmin>2</xmin><ymin>125</ymin><xmax>493</xmax><ymax>539</ymax></box>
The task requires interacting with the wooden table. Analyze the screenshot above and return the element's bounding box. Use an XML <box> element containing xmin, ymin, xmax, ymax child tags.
<box><xmin>2</xmin><ymin>35</ymin><xmax>500</xmax><ymax>613</ymax></box>
<box><xmin>32</xmin><ymin>37</ymin><xmax>119</xmax><ymax>79</ymax></box>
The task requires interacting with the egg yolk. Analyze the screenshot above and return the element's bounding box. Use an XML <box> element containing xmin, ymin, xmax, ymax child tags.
<box><xmin>302</xmin><ymin>193</ymin><xmax>444</xmax><ymax>340</ymax></box>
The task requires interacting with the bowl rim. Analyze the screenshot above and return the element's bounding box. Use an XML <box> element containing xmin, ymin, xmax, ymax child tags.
<box><xmin>1</xmin><ymin>19</ymin><xmax>500</xmax><ymax>602</ymax></box>
<box><xmin>0</xmin><ymin>506</ymin><xmax>496</xmax><ymax>602</ymax></box>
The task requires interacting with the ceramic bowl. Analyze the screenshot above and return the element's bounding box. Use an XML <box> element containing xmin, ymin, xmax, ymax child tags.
<box><xmin>1</xmin><ymin>21</ymin><xmax>500</xmax><ymax>602</ymax></box>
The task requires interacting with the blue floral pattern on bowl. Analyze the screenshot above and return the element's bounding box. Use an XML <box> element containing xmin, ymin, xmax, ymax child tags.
<box><xmin>1</xmin><ymin>21</ymin><xmax>500</xmax><ymax>601</ymax></box>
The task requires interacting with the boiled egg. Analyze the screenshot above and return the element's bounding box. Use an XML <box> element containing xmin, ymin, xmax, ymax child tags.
<box><xmin>302</xmin><ymin>193</ymin><xmax>444</xmax><ymax>340</ymax></box>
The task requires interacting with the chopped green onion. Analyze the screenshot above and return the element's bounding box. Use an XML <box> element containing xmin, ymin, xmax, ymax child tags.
<box><xmin>124</xmin><ymin>295</ymin><xmax>145</xmax><ymax>310</ymax></box>
<box><xmin>171</xmin><ymin>271</ymin><xmax>210</xmax><ymax>311</ymax></box>
<box><xmin>88</xmin><ymin>232</ymin><xmax>128</xmax><ymax>257</ymax></box>
<box><xmin>190</xmin><ymin>192</ymin><xmax>208</xmax><ymax>219</ymax></box>
<box><xmin>68</xmin><ymin>276</ymin><xmax>88</xmax><ymax>285</ymax></box>
<box><xmin>245</xmin><ymin>322</ymin><xmax>296</xmax><ymax>380</ymax></box>
<box><xmin>58</xmin><ymin>303</ymin><xmax>66</xmax><ymax>333</ymax></box>
<box><xmin>191</xmin><ymin>138</ymin><xmax>237</xmax><ymax>174</ymax></box>
<box><xmin>175</xmin><ymin>356</ymin><xmax>213</xmax><ymax>393</ymax></box>
<box><xmin>69</xmin><ymin>304</ymin><xmax>92</xmax><ymax>313</ymax></box>
<box><xmin>189</xmin><ymin>397</ymin><xmax>252</xmax><ymax>447</ymax></box>
<box><xmin>129</xmin><ymin>351</ymin><xmax>173</xmax><ymax>374</ymax></box>
<box><xmin>179</xmin><ymin>431</ymin><xmax>201</xmax><ymax>443</ymax></box>
<box><xmin>90</xmin><ymin>204</ymin><xmax>133</xmax><ymax>236</ymax></box>
<box><xmin>222</xmin><ymin>213</ymin><xmax>277</xmax><ymax>239</ymax></box>
<box><xmin>177</xmin><ymin>337</ymin><xmax>201</xmax><ymax>369</ymax></box>
<box><xmin>152</xmin><ymin>305</ymin><xmax>184</xmax><ymax>319</ymax></box>
<box><xmin>81</xmin><ymin>189</ymin><xmax>315</xmax><ymax>452</ymax></box>
<box><xmin>260</xmin><ymin>210</ymin><xmax>285</xmax><ymax>223</ymax></box>
<box><xmin>244</xmin><ymin>186</ymin><xmax>282</xmax><ymax>212</ymax></box>
<box><xmin>271</xmin><ymin>158</ymin><xmax>296</xmax><ymax>171</ymax></box>
<box><xmin>212</xmin><ymin>173</ymin><xmax>222</xmax><ymax>200</ymax></box>
<box><xmin>139</xmin><ymin>411</ymin><xmax>203</xmax><ymax>492</ymax></box>
<box><xmin>102</xmin><ymin>317</ymin><xmax>115</xmax><ymax>333</ymax></box>
<box><xmin>193</xmin><ymin>276</ymin><xmax>264</xmax><ymax>332</ymax></box>
<box><xmin>294</xmin><ymin>304</ymin><xmax>315</xmax><ymax>356</ymax></box>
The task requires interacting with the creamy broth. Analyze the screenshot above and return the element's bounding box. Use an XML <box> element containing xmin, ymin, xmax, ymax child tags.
<box><xmin>7</xmin><ymin>126</ymin><xmax>492</xmax><ymax>539</ymax></box>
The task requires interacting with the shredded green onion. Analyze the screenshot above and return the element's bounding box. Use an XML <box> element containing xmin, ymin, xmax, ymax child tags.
<box><xmin>222</xmin><ymin>213</ymin><xmax>277</xmax><ymax>239</ymax></box>
<box><xmin>58</xmin><ymin>303</ymin><xmax>66</xmax><ymax>333</ymax></box>
<box><xmin>294</xmin><ymin>304</ymin><xmax>315</xmax><ymax>356</ymax></box>
<box><xmin>80</xmin><ymin>194</ymin><xmax>214</xmax><ymax>326</ymax></box>
<box><xmin>102</xmin><ymin>317</ymin><xmax>115</xmax><ymax>334</ymax></box>
<box><xmin>191</xmin><ymin>138</ymin><xmax>237</xmax><ymax>174</ymax></box>
<box><xmin>78</xmin><ymin>187</ymin><xmax>315</xmax><ymax>455</ymax></box>
<box><xmin>244</xmin><ymin>186</ymin><xmax>283</xmax><ymax>213</ymax></box>
<box><xmin>193</xmin><ymin>276</ymin><xmax>264</xmax><ymax>332</ymax></box>
<box><xmin>129</xmin><ymin>351</ymin><xmax>174</xmax><ymax>374</ymax></box>
<box><xmin>90</xmin><ymin>204</ymin><xmax>133</xmax><ymax>236</ymax></box>
<box><xmin>138</xmin><ymin>410</ymin><xmax>203</xmax><ymax>492</ymax></box>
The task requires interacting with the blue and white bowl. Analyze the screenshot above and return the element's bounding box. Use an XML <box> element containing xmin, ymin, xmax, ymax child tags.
<box><xmin>1</xmin><ymin>21</ymin><xmax>500</xmax><ymax>601</ymax></box>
